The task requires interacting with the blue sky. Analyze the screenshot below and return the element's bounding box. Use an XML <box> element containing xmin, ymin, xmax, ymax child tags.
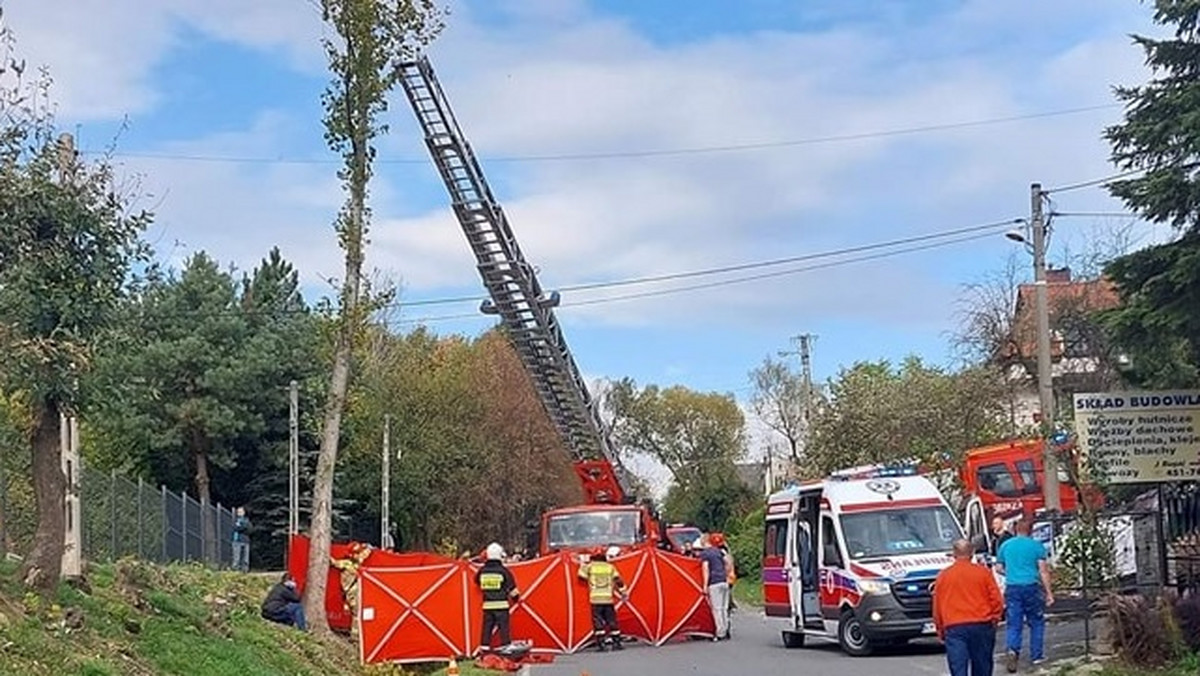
<box><xmin>9</xmin><ymin>1</ymin><xmax>1169</xmax><ymax>461</ymax></box>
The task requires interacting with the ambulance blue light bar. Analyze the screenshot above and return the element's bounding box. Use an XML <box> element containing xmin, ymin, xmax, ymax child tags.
<box><xmin>830</xmin><ymin>464</ymin><xmax>920</xmax><ymax>480</ymax></box>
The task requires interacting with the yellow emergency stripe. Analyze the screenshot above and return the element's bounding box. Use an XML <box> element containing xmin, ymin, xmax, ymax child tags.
<box><xmin>584</xmin><ymin>562</ymin><xmax>617</xmax><ymax>604</ymax></box>
<box><xmin>479</xmin><ymin>572</ymin><xmax>510</xmax><ymax>610</ymax></box>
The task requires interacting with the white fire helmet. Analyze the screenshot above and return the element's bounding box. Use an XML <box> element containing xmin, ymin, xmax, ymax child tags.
<box><xmin>606</xmin><ymin>546</ymin><xmax>621</xmax><ymax>560</ymax></box>
<box><xmin>486</xmin><ymin>543</ymin><xmax>505</xmax><ymax>561</ymax></box>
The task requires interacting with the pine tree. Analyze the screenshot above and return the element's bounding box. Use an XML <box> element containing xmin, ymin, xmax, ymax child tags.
<box><xmin>1101</xmin><ymin>1</ymin><xmax>1200</xmax><ymax>387</ymax></box>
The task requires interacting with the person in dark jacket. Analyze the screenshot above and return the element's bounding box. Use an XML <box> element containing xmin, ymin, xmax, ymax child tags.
<box><xmin>989</xmin><ymin>516</ymin><xmax>1012</xmax><ymax>558</ymax></box>
<box><xmin>261</xmin><ymin>573</ymin><xmax>306</xmax><ymax>631</ymax></box>
<box><xmin>231</xmin><ymin>507</ymin><xmax>251</xmax><ymax>572</ymax></box>
<box><xmin>476</xmin><ymin>542</ymin><xmax>520</xmax><ymax>650</ymax></box>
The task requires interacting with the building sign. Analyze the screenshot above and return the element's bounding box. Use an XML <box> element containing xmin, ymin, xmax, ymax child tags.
<box><xmin>1075</xmin><ymin>391</ymin><xmax>1200</xmax><ymax>483</ymax></box>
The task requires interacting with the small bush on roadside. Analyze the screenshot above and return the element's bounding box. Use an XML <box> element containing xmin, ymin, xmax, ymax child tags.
<box><xmin>1055</xmin><ymin>520</ymin><xmax>1118</xmax><ymax>594</ymax></box>
<box><xmin>1172</xmin><ymin>593</ymin><xmax>1200</xmax><ymax>653</ymax></box>
<box><xmin>1104</xmin><ymin>592</ymin><xmax>1179</xmax><ymax>668</ymax></box>
<box><xmin>727</xmin><ymin>506</ymin><xmax>764</xmax><ymax>582</ymax></box>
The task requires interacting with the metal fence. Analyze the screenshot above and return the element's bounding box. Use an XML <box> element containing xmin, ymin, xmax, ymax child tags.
<box><xmin>80</xmin><ymin>464</ymin><xmax>236</xmax><ymax>568</ymax></box>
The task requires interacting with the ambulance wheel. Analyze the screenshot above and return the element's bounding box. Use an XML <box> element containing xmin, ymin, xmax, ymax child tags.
<box><xmin>782</xmin><ymin>630</ymin><xmax>805</xmax><ymax>648</ymax></box>
<box><xmin>837</xmin><ymin>609</ymin><xmax>872</xmax><ymax>656</ymax></box>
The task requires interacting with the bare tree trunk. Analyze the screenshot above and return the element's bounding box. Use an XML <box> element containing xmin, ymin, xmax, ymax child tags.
<box><xmin>304</xmin><ymin>330</ymin><xmax>354</xmax><ymax>632</ymax></box>
<box><xmin>192</xmin><ymin>439</ymin><xmax>217</xmax><ymax>565</ymax></box>
<box><xmin>22</xmin><ymin>399</ymin><xmax>64</xmax><ymax>590</ymax></box>
<box><xmin>304</xmin><ymin>119</ymin><xmax>367</xmax><ymax>635</ymax></box>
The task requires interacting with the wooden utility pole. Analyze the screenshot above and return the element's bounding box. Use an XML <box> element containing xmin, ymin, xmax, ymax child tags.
<box><xmin>380</xmin><ymin>414</ymin><xmax>391</xmax><ymax>549</ymax></box>
<box><xmin>1030</xmin><ymin>184</ymin><xmax>1061</xmax><ymax>512</ymax></box>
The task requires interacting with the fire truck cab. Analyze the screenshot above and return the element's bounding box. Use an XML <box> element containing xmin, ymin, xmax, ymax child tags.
<box><xmin>762</xmin><ymin>469</ymin><xmax>963</xmax><ymax>656</ymax></box>
<box><xmin>960</xmin><ymin>440</ymin><xmax>1080</xmax><ymax>520</ymax></box>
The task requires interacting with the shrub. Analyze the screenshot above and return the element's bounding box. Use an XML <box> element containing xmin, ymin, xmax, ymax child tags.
<box><xmin>1055</xmin><ymin>519</ymin><xmax>1117</xmax><ymax>594</ymax></box>
<box><xmin>726</xmin><ymin>506</ymin><xmax>764</xmax><ymax>582</ymax></box>
<box><xmin>1173</xmin><ymin>593</ymin><xmax>1200</xmax><ymax>653</ymax></box>
<box><xmin>1104</xmin><ymin>592</ymin><xmax>1178</xmax><ymax>668</ymax></box>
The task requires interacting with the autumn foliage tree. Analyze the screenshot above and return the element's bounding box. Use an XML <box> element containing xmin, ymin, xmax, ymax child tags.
<box><xmin>606</xmin><ymin>379</ymin><xmax>755</xmax><ymax>530</ymax></box>
<box><xmin>338</xmin><ymin>327</ymin><xmax>578</xmax><ymax>554</ymax></box>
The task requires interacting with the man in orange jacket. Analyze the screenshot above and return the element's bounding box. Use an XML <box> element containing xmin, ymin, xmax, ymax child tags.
<box><xmin>933</xmin><ymin>539</ymin><xmax>1004</xmax><ymax>676</ymax></box>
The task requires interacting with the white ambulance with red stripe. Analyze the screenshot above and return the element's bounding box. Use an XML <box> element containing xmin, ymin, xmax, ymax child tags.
<box><xmin>762</xmin><ymin>467</ymin><xmax>965</xmax><ymax>656</ymax></box>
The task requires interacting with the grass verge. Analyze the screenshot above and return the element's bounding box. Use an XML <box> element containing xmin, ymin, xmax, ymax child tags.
<box><xmin>732</xmin><ymin>577</ymin><xmax>763</xmax><ymax>608</ymax></box>
<box><xmin>0</xmin><ymin>558</ymin><xmax>360</xmax><ymax>676</ymax></box>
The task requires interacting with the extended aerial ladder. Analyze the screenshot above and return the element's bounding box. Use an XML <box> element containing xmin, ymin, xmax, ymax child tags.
<box><xmin>397</xmin><ymin>56</ymin><xmax>632</xmax><ymax>508</ymax></box>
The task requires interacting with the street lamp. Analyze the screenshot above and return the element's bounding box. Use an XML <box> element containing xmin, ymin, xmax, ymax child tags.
<box><xmin>1005</xmin><ymin>184</ymin><xmax>1061</xmax><ymax>512</ymax></box>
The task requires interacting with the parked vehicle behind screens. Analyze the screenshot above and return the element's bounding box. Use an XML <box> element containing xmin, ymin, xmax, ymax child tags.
<box><xmin>762</xmin><ymin>470</ymin><xmax>965</xmax><ymax>656</ymax></box>
<box><xmin>665</xmin><ymin>524</ymin><xmax>703</xmax><ymax>553</ymax></box>
<box><xmin>539</xmin><ymin>504</ymin><xmax>652</xmax><ymax>557</ymax></box>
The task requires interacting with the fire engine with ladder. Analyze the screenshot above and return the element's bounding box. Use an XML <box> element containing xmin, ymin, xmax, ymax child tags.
<box><xmin>397</xmin><ymin>57</ymin><xmax>662</xmax><ymax>557</ymax></box>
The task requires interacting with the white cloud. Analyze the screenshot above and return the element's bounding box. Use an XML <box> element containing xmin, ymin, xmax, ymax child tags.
<box><xmin>3</xmin><ymin>0</ymin><xmax>323</xmax><ymax>121</ymax></box>
<box><xmin>10</xmin><ymin>0</ymin><xmax>1162</xmax><ymax>338</ymax></box>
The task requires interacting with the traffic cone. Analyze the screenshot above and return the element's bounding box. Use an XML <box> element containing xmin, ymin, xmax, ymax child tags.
<box><xmin>447</xmin><ymin>657</ymin><xmax>460</xmax><ymax>676</ymax></box>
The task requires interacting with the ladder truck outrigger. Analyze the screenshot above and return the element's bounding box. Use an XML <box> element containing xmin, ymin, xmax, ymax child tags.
<box><xmin>397</xmin><ymin>57</ymin><xmax>662</xmax><ymax>558</ymax></box>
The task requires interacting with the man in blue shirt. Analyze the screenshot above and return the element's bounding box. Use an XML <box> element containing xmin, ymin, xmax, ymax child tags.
<box><xmin>996</xmin><ymin>518</ymin><xmax>1055</xmax><ymax>672</ymax></box>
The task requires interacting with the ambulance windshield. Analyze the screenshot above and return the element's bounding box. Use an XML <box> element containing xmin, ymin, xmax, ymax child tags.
<box><xmin>839</xmin><ymin>506</ymin><xmax>960</xmax><ymax>560</ymax></box>
<box><xmin>547</xmin><ymin>511</ymin><xmax>640</xmax><ymax>549</ymax></box>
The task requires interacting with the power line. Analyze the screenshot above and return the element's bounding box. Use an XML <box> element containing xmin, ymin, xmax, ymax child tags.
<box><xmin>1042</xmin><ymin>168</ymin><xmax>1145</xmax><ymax>194</ymax></box>
<box><xmin>1049</xmin><ymin>211</ymin><xmax>1138</xmax><ymax>218</ymax></box>
<box><xmin>1043</xmin><ymin>161</ymin><xmax>1200</xmax><ymax>194</ymax></box>
<box><xmin>401</xmin><ymin>217</ymin><xmax>1023</xmax><ymax>308</ymax></box>
<box><xmin>553</xmin><ymin>218</ymin><xmax>1023</xmax><ymax>294</ymax></box>
<box><xmin>392</xmin><ymin>228</ymin><xmax>1009</xmax><ymax>326</ymax></box>
<box><xmin>107</xmin><ymin>217</ymin><xmax>1019</xmax><ymax>324</ymax></box>
<box><xmin>83</xmin><ymin>104</ymin><xmax>1121</xmax><ymax>166</ymax></box>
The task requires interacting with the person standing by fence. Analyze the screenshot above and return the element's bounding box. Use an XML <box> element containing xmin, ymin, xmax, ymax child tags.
<box><xmin>231</xmin><ymin>507</ymin><xmax>251</xmax><ymax>572</ymax></box>
<box><xmin>996</xmin><ymin>517</ymin><xmax>1054</xmax><ymax>672</ymax></box>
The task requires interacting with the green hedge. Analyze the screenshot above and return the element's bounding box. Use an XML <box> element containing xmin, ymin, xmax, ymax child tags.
<box><xmin>726</xmin><ymin>505</ymin><xmax>764</xmax><ymax>582</ymax></box>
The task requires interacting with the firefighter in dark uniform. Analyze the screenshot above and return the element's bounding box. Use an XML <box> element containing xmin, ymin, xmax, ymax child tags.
<box><xmin>578</xmin><ymin>546</ymin><xmax>627</xmax><ymax>651</ymax></box>
<box><xmin>476</xmin><ymin>542</ymin><xmax>520</xmax><ymax>650</ymax></box>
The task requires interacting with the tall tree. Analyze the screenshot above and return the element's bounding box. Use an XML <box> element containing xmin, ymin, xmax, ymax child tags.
<box><xmin>1101</xmin><ymin>1</ymin><xmax>1200</xmax><ymax>388</ymax></box>
<box><xmin>460</xmin><ymin>331</ymin><xmax>580</xmax><ymax>548</ymax></box>
<box><xmin>85</xmin><ymin>248</ymin><xmax>323</xmax><ymax>567</ymax></box>
<box><xmin>1105</xmin><ymin>1</ymin><xmax>1200</xmax><ymax>231</ymax></box>
<box><xmin>306</xmin><ymin>0</ymin><xmax>442</xmax><ymax>632</ymax></box>
<box><xmin>749</xmin><ymin>357</ymin><xmax>806</xmax><ymax>465</ymax></box>
<box><xmin>230</xmin><ymin>249</ymin><xmax>323</xmax><ymax>568</ymax></box>
<box><xmin>606</xmin><ymin>379</ymin><xmax>751</xmax><ymax>527</ymax></box>
<box><xmin>807</xmin><ymin>358</ymin><xmax>1010</xmax><ymax>480</ymax></box>
<box><xmin>0</xmin><ymin>17</ymin><xmax>150</xmax><ymax>587</ymax></box>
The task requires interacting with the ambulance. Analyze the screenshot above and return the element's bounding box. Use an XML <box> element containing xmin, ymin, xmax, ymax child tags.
<box><xmin>762</xmin><ymin>468</ymin><xmax>965</xmax><ymax>656</ymax></box>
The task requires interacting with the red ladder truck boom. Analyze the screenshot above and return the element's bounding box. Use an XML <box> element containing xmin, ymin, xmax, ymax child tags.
<box><xmin>397</xmin><ymin>57</ymin><xmax>660</xmax><ymax>554</ymax></box>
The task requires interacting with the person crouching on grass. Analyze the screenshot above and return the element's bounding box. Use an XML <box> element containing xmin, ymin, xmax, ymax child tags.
<box><xmin>261</xmin><ymin>573</ymin><xmax>306</xmax><ymax>631</ymax></box>
<box><xmin>578</xmin><ymin>546</ymin><xmax>627</xmax><ymax>651</ymax></box>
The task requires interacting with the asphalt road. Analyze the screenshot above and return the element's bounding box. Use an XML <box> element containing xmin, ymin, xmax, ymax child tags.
<box><xmin>529</xmin><ymin>609</ymin><xmax>1103</xmax><ymax>676</ymax></box>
